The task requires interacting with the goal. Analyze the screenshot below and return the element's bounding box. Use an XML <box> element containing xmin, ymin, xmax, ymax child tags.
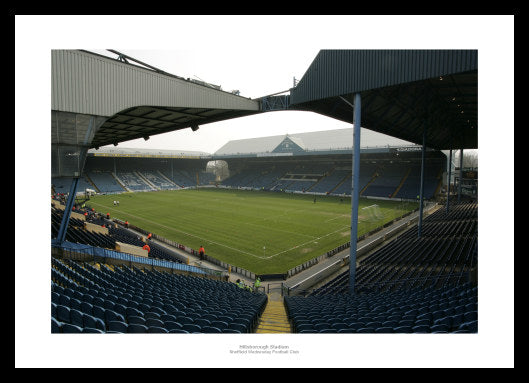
<box><xmin>361</xmin><ymin>204</ymin><xmax>384</xmax><ymax>222</ymax></box>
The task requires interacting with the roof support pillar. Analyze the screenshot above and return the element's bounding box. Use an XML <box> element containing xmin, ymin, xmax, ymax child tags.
<box><xmin>55</xmin><ymin>177</ymin><xmax>80</xmax><ymax>245</ymax></box>
<box><xmin>340</xmin><ymin>94</ymin><xmax>362</xmax><ymax>295</ymax></box>
<box><xmin>418</xmin><ymin>123</ymin><xmax>427</xmax><ymax>238</ymax></box>
<box><xmin>446</xmin><ymin>149</ymin><xmax>453</xmax><ymax>213</ymax></box>
<box><xmin>458</xmin><ymin>148</ymin><xmax>464</xmax><ymax>202</ymax></box>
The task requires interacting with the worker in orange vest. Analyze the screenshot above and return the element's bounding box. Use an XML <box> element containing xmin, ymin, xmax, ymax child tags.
<box><xmin>199</xmin><ymin>245</ymin><xmax>205</xmax><ymax>260</ymax></box>
<box><xmin>142</xmin><ymin>244</ymin><xmax>150</xmax><ymax>254</ymax></box>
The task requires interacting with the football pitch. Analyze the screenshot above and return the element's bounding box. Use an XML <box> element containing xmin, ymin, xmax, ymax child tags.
<box><xmin>88</xmin><ymin>189</ymin><xmax>418</xmax><ymax>275</ymax></box>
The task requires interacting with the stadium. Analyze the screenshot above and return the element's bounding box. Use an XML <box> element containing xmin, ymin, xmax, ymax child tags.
<box><xmin>48</xmin><ymin>49</ymin><xmax>481</xmax><ymax>342</ymax></box>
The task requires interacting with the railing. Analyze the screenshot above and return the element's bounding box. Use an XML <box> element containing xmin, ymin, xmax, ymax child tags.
<box><xmin>51</xmin><ymin>241</ymin><xmax>223</xmax><ymax>278</ymax></box>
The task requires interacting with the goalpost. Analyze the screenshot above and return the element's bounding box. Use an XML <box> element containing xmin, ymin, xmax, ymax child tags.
<box><xmin>361</xmin><ymin>204</ymin><xmax>384</xmax><ymax>222</ymax></box>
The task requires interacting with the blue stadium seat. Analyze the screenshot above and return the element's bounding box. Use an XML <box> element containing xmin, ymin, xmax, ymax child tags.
<box><xmin>431</xmin><ymin>310</ymin><xmax>446</xmax><ymax>322</ymax></box>
<box><xmin>83</xmin><ymin>314</ymin><xmax>105</xmax><ymax>331</ymax></box>
<box><xmin>201</xmin><ymin>326</ymin><xmax>223</xmax><ymax>333</ymax></box>
<box><xmin>464</xmin><ymin>311</ymin><xmax>478</xmax><ymax>322</ymax></box>
<box><xmin>59</xmin><ymin>295</ymin><xmax>70</xmax><ymax>307</ymax></box>
<box><xmin>393</xmin><ymin>326</ymin><xmax>413</xmax><ymax>333</ymax></box>
<box><xmin>331</xmin><ymin>323</ymin><xmax>349</xmax><ymax>331</ymax></box>
<box><xmin>459</xmin><ymin>320</ymin><xmax>478</xmax><ymax>333</ymax></box>
<box><xmin>182</xmin><ymin>324</ymin><xmax>202</xmax><ymax>333</ymax></box>
<box><xmin>414</xmin><ymin>319</ymin><xmax>431</xmax><ymax>327</ymax></box>
<box><xmin>222</xmin><ymin>329</ymin><xmax>242</xmax><ymax>334</ymax></box>
<box><xmin>164</xmin><ymin>321</ymin><xmax>183</xmax><ymax>331</ymax></box>
<box><xmin>168</xmin><ymin>329</ymin><xmax>189</xmax><ymax>334</ymax></box>
<box><xmin>56</xmin><ymin>305</ymin><xmax>71</xmax><ymax>323</ymax></box>
<box><xmin>108</xmin><ymin>321</ymin><xmax>128</xmax><ymax>333</ymax></box>
<box><xmin>63</xmin><ymin>288</ymin><xmax>75</xmax><ymax>298</ymax></box>
<box><xmin>160</xmin><ymin>314</ymin><xmax>177</xmax><ymax>323</ymax></box>
<box><xmin>148</xmin><ymin>306</ymin><xmax>166</xmax><ymax>316</ymax></box>
<box><xmin>113</xmin><ymin>303</ymin><xmax>127</xmax><ymax>317</ymax></box>
<box><xmin>397</xmin><ymin>319</ymin><xmax>414</xmax><ymax>327</ymax></box>
<box><xmin>61</xmin><ymin>323</ymin><xmax>83</xmax><ymax>333</ymax></box>
<box><xmin>127</xmin><ymin>316</ymin><xmax>147</xmax><ymax>326</ymax></box>
<box><xmin>70</xmin><ymin>309</ymin><xmax>84</xmax><ymax>327</ymax></box>
<box><xmin>125</xmin><ymin>307</ymin><xmax>143</xmax><ymax>319</ymax></box>
<box><xmin>415</xmin><ymin>312</ymin><xmax>432</xmax><ymax>323</ymax></box>
<box><xmin>411</xmin><ymin>325</ymin><xmax>430</xmax><ymax>333</ymax></box>
<box><xmin>449</xmin><ymin>314</ymin><xmax>464</xmax><ymax>330</ymax></box>
<box><xmin>175</xmin><ymin>316</ymin><xmax>194</xmax><ymax>325</ymax></box>
<box><xmin>144</xmin><ymin>312</ymin><xmax>161</xmax><ymax>321</ymax></box>
<box><xmin>137</xmin><ymin>303</ymin><xmax>151</xmax><ymax>313</ymax></box>
<box><xmin>146</xmin><ymin>318</ymin><xmax>164</xmax><ymax>328</ymax></box>
<box><xmin>81</xmin><ymin>294</ymin><xmax>94</xmax><ymax>305</ymax></box>
<box><xmin>127</xmin><ymin>324</ymin><xmax>148</xmax><ymax>333</ymax></box>
<box><xmin>357</xmin><ymin>327</ymin><xmax>376</xmax><ymax>333</ymax></box>
<box><xmin>92</xmin><ymin>297</ymin><xmax>105</xmax><ymax>308</ymax></box>
<box><xmin>201</xmin><ymin>314</ymin><xmax>218</xmax><ymax>322</ymax></box>
<box><xmin>295</xmin><ymin>323</ymin><xmax>314</xmax><ymax>333</ymax></box>
<box><xmin>51</xmin><ymin>317</ymin><xmax>62</xmax><ymax>333</ymax></box>
<box><xmin>193</xmin><ymin>318</ymin><xmax>211</xmax><ymax>328</ymax></box>
<box><xmin>51</xmin><ymin>292</ymin><xmax>60</xmax><ymax>305</ymax></box>
<box><xmin>103</xmin><ymin>299</ymin><xmax>116</xmax><ymax>311</ymax></box>
<box><xmin>70</xmin><ymin>298</ymin><xmax>82</xmax><ymax>311</ymax></box>
<box><xmin>228</xmin><ymin>322</ymin><xmax>249</xmax><ymax>334</ymax></box>
<box><xmin>148</xmin><ymin>326</ymin><xmax>169</xmax><ymax>333</ymax></box>
<box><xmin>465</xmin><ymin>302</ymin><xmax>477</xmax><ymax>312</ymax></box>
<box><xmin>104</xmin><ymin>309</ymin><xmax>125</xmax><ymax>325</ymax></box>
<box><xmin>82</xmin><ymin>327</ymin><xmax>104</xmax><ymax>333</ymax></box>
<box><xmin>80</xmin><ymin>302</ymin><xmax>94</xmax><ymax>316</ymax></box>
<box><xmin>92</xmin><ymin>306</ymin><xmax>106</xmax><ymax>322</ymax></box>
<box><xmin>374</xmin><ymin>327</ymin><xmax>394</xmax><ymax>333</ymax></box>
<box><xmin>365</xmin><ymin>321</ymin><xmax>383</xmax><ymax>329</ymax></box>
<box><xmin>453</xmin><ymin>305</ymin><xmax>466</xmax><ymax>315</ymax></box>
<box><xmin>433</xmin><ymin>317</ymin><xmax>451</xmax><ymax>328</ymax></box>
<box><xmin>217</xmin><ymin>315</ymin><xmax>234</xmax><ymax>323</ymax></box>
<box><xmin>313</xmin><ymin>322</ymin><xmax>331</xmax><ymax>332</ymax></box>
<box><xmin>430</xmin><ymin>324</ymin><xmax>449</xmax><ymax>333</ymax></box>
<box><xmin>381</xmin><ymin>320</ymin><xmax>399</xmax><ymax>328</ymax></box>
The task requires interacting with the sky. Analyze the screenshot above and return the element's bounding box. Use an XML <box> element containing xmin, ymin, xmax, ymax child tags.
<box><xmin>15</xmin><ymin>14</ymin><xmax>514</xmax><ymax>368</ymax></box>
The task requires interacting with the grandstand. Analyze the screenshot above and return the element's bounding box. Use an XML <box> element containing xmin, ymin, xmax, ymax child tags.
<box><xmin>214</xmin><ymin>128</ymin><xmax>445</xmax><ymax>201</ymax></box>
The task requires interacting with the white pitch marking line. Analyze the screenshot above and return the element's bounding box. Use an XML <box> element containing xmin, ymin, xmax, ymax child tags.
<box><xmin>90</xmin><ymin>202</ymin><xmax>349</xmax><ymax>261</ymax></box>
<box><xmin>264</xmin><ymin>225</ymin><xmax>350</xmax><ymax>259</ymax></box>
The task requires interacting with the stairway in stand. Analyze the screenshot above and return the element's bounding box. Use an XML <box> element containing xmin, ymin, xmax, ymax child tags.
<box><xmin>255</xmin><ymin>295</ymin><xmax>292</xmax><ymax>334</ymax></box>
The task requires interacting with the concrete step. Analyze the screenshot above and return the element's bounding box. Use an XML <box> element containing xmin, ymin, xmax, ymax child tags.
<box><xmin>255</xmin><ymin>295</ymin><xmax>292</xmax><ymax>334</ymax></box>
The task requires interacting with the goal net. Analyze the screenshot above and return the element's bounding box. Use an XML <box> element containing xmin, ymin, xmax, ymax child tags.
<box><xmin>361</xmin><ymin>204</ymin><xmax>384</xmax><ymax>222</ymax></box>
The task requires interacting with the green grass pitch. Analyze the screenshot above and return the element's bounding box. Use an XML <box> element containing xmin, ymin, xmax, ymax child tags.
<box><xmin>88</xmin><ymin>189</ymin><xmax>418</xmax><ymax>275</ymax></box>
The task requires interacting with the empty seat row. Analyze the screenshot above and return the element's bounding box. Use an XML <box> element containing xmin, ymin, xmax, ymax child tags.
<box><xmin>52</xmin><ymin>260</ymin><xmax>267</xmax><ymax>334</ymax></box>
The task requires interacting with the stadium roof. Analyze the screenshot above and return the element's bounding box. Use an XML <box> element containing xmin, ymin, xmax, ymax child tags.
<box><xmin>52</xmin><ymin>49</ymin><xmax>477</xmax><ymax>159</ymax></box>
<box><xmin>88</xmin><ymin>147</ymin><xmax>210</xmax><ymax>157</ymax></box>
<box><xmin>214</xmin><ymin>127</ymin><xmax>416</xmax><ymax>156</ymax></box>
<box><xmin>288</xmin><ymin>50</ymin><xmax>478</xmax><ymax>151</ymax></box>
<box><xmin>51</xmin><ymin>50</ymin><xmax>262</xmax><ymax>150</ymax></box>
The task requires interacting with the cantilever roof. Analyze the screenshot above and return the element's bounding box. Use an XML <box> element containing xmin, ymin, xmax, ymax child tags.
<box><xmin>289</xmin><ymin>50</ymin><xmax>478</xmax><ymax>150</ymax></box>
<box><xmin>214</xmin><ymin>128</ymin><xmax>415</xmax><ymax>156</ymax></box>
